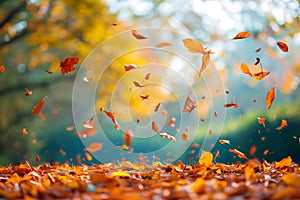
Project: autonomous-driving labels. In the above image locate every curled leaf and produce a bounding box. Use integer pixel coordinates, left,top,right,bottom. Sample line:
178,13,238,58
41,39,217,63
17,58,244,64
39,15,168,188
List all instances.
266,86,276,109
198,150,213,167
219,139,230,145
199,52,210,76
253,71,270,80
276,41,288,52
254,57,260,65
24,88,32,96
133,81,144,88
232,31,251,40
257,117,266,127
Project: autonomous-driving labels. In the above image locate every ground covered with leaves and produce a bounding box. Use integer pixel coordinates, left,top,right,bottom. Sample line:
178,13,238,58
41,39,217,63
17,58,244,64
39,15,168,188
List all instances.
0,157,299,200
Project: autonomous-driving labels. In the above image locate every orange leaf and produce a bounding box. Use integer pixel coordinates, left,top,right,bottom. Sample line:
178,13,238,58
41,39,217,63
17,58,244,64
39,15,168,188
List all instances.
152,121,159,133
229,149,248,159
183,96,197,113
276,41,288,52
155,42,172,48
183,38,205,54
66,126,75,131
32,96,47,116
263,149,269,155
249,145,257,156
266,86,276,109
240,63,252,77
219,139,230,145
131,29,147,39
232,31,251,40
198,150,213,167
252,71,270,80
60,57,79,74
85,152,93,161
123,129,133,147
199,52,210,76
275,156,292,169
104,111,117,124
0,65,5,73
22,128,28,135
257,117,266,127
276,119,288,130
85,143,102,152
167,117,176,127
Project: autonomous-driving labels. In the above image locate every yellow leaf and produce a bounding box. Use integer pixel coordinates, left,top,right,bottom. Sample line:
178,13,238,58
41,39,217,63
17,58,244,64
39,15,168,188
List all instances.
191,178,206,193
275,156,292,169
111,171,130,178
244,166,257,182
282,173,300,187
198,150,213,167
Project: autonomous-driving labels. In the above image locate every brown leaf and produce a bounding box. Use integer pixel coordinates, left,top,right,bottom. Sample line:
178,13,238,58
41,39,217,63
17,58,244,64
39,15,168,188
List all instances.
124,64,139,71
232,31,251,40
276,41,288,52
240,63,252,77
183,96,197,113
254,57,260,65
152,121,159,133
32,96,47,116
255,48,262,52
183,38,205,54
133,81,144,87
155,42,172,48
123,129,133,147
45,69,53,74
140,94,149,100
154,103,161,112
131,29,147,39
266,86,276,109
144,72,151,80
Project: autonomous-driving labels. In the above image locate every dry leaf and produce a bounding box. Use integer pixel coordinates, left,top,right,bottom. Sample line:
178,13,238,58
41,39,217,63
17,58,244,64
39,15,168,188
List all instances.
45,69,53,74
145,72,151,80
22,128,28,135
254,57,260,65
155,42,172,48
255,48,262,52
276,41,288,52
232,31,251,40
167,117,176,127
276,119,288,130
183,38,205,53
32,96,47,116
84,143,102,152
35,155,40,162
199,52,210,76
257,117,266,127
131,29,147,39
140,94,149,100
154,103,161,112
240,63,252,77
24,88,32,96
266,86,276,109
198,150,213,167
252,71,270,80
133,81,144,87
229,149,248,159
159,132,176,141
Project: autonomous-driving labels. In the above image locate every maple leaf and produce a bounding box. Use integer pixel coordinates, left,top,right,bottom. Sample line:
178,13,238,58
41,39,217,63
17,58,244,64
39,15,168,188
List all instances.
232,31,251,40
183,38,205,53
266,86,276,109
276,41,288,52
32,96,47,116
60,57,79,74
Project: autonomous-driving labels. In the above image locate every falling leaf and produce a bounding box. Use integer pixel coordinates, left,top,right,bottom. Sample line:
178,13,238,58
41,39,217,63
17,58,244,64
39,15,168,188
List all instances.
123,129,133,147
182,132,189,142
229,149,248,159
0,65,5,73
159,132,176,141
22,128,28,135
85,152,93,161
45,69,53,74
199,52,210,76
83,76,94,83
249,145,257,156
275,156,292,168
183,96,197,113
136,116,140,124
35,155,40,162
214,150,220,161
276,41,288,52
240,63,252,77
124,64,139,71
140,94,149,100
254,57,260,65
60,57,79,74
152,121,159,133
232,31,251,40
219,139,230,145
167,117,176,127
24,88,32,96
266,86,276,109
161,109,168,116
131,29,147,39
118,145,129,150
276,119,288,130
84,143,102,152
198,150,213,167
224,100,238,108
133,81,144,87
51,108,59,115
144,72,151,80
263,149,269,155
66,126,75,131
32,96,47,116
257,117,266,127
252,71,270,80
183,38,205,54
214,111,218,117
154,103,161,112
155,42,172,48
104,111,117,124
255,48,262,52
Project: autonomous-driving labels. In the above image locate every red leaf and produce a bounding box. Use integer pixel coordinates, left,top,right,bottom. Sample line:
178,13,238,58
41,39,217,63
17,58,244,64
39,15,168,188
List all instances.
155,42,172,48
232,31,251,40
253,71,270,80
32,96,47,116
131,29,147,39
224,100,238,108
249,145,257,156
124,64,139,71
104,111,117,124
266,86,276,109
276,41,288,52
60,57,79,74
0,65,5,73
183,96,197,113
152,121,159,133
257,117,266,127
45,69,53,74
35,155,40,162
